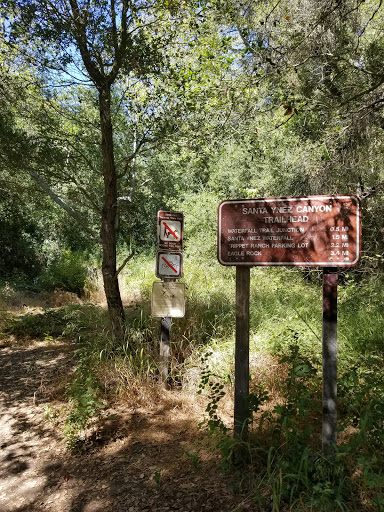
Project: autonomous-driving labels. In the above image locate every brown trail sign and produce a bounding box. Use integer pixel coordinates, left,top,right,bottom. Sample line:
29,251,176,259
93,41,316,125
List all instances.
218,196,360,267
217,195,361,455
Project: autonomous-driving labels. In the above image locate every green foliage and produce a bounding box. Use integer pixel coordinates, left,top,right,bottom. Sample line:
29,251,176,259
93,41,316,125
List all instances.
61,304,107,337
103,315,158,384
185,450,201,469
197,320,384,510
64,354,103,450
338,276,384,352
7,309,68,338
5,303,105,340
152,470,162,486
266,447,350,512
0,192,44,279
339,353,384,466
36,250,88,295
170,189,220,262
249,268,322,357
180,262,235,349
198,350,228,435
273,334,320,438
207,141,259,198
43,404,61,425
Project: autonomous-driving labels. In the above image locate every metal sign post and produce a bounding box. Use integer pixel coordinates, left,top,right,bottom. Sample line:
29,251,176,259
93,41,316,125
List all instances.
160,316,171,383
152,211,185,385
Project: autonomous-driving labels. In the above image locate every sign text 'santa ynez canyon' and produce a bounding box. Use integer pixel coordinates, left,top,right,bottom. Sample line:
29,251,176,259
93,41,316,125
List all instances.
218,196,361,267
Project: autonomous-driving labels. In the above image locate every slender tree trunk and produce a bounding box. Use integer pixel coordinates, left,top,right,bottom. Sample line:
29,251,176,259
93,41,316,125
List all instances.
99,84,125,340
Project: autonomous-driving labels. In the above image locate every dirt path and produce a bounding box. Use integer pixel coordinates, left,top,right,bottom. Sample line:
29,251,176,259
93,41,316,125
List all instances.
0,340,250,512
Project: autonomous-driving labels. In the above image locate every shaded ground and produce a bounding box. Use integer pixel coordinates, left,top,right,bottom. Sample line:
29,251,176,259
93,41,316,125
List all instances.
0,336,251,512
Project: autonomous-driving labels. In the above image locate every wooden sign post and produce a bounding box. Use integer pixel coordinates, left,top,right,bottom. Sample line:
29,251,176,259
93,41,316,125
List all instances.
322,268,338,455
218,195,361,449
234,266,250,439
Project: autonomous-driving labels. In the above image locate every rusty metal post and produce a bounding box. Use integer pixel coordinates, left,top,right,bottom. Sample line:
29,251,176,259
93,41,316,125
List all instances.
322,268,338,456
159,277,174,384
160,316,171,383
234,266,250,440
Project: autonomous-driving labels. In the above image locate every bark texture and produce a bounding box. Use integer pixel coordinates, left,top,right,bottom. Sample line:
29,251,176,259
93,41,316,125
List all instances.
99,85,125,339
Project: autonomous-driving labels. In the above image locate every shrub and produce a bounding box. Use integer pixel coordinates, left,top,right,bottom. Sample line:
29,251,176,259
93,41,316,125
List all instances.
7,309,68,338
37,250,88,295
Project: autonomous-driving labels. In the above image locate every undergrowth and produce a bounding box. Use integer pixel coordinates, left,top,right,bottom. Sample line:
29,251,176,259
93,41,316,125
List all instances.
1,257,384,509
197,327,384,511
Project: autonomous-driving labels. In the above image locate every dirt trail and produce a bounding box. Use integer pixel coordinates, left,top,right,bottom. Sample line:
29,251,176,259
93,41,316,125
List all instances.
0,339,250,512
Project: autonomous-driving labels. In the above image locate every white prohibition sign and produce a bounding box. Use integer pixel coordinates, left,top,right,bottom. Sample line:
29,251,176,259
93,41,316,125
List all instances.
156,252,182,278
159,220,181,242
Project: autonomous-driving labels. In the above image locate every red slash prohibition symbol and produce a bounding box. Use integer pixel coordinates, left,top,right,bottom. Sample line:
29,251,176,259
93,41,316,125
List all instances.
163,222,178,239
161,257,178,274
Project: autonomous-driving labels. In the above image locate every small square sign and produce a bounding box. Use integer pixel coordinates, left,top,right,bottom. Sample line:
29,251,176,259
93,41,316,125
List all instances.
159,220,182,242
151,282,185,318
156,252,183,279
157,211,183,251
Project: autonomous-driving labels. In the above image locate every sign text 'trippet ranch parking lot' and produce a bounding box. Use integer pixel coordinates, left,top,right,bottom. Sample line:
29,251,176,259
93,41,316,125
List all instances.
218,196,361,267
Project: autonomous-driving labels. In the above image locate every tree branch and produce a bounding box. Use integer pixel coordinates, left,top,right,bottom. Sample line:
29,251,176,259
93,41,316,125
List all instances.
28,169,101,243
341,77,384,106
69,0,104,86
110,0,118,53
355,97,384,113
116,131,148,179
69,176,102,213
114,252,135,278
109,0,129,84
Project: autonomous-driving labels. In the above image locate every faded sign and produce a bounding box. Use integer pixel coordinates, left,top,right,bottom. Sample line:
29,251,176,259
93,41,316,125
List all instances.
151,282,185,318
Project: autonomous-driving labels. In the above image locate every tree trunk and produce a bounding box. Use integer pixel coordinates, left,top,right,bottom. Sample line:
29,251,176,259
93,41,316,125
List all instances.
99,84,125,340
